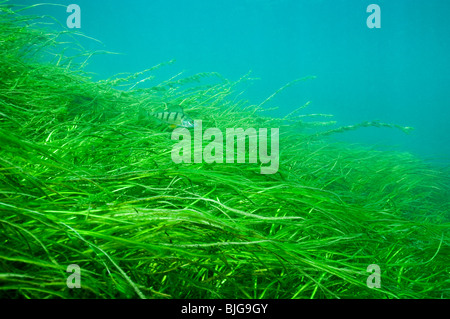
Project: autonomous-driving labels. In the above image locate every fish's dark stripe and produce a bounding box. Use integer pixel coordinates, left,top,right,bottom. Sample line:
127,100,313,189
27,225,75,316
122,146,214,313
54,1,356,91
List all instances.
154,111,190,125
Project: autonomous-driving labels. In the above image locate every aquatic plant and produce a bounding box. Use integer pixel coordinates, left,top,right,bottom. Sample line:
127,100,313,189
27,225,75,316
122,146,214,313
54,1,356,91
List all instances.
0,4,448,299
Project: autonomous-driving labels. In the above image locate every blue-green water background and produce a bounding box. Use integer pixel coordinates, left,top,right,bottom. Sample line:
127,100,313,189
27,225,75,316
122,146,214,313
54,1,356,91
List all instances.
14,0,450,162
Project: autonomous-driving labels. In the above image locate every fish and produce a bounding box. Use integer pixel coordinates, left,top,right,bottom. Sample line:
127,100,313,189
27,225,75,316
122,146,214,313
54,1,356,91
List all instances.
152,109,196,129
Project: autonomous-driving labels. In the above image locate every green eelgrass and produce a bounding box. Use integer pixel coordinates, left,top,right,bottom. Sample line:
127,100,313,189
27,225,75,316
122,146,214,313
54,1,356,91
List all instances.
0,4,449,299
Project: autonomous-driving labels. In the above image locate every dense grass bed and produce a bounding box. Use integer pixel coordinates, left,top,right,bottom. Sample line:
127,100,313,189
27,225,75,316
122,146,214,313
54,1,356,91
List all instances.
1,4,449,299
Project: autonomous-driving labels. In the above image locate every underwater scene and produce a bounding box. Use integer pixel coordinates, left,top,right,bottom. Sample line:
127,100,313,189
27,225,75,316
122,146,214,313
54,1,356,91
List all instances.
0,0,449,299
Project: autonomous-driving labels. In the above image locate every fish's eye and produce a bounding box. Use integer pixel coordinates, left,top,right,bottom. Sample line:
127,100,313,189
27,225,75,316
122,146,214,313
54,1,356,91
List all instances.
182,119,193,127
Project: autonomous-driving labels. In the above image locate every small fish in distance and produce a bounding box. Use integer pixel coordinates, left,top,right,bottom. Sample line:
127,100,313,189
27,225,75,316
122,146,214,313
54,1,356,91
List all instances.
152,109,196,129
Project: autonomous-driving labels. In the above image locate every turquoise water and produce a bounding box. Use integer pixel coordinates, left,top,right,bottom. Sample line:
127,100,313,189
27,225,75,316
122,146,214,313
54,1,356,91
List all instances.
14,0,450,162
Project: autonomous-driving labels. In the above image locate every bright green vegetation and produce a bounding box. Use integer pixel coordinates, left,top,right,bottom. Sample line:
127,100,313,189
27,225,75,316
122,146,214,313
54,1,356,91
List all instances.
1,4,449,299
